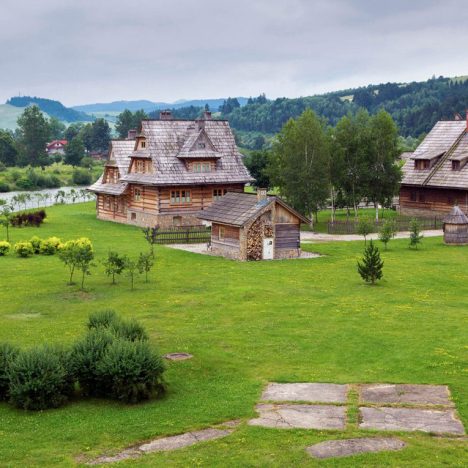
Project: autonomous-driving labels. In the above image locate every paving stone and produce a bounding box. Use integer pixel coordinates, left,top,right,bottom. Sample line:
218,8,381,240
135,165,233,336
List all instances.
359,407,465,435
360,384,452,406
164,352,193,361
87,449,140,465
249,404,346,430
138,428,232,452
306,437,406,459
261,383,348,403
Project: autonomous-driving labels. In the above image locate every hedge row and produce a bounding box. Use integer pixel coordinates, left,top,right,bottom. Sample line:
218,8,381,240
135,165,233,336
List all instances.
0,311,165,410
0,236,63,257
10,209,46,227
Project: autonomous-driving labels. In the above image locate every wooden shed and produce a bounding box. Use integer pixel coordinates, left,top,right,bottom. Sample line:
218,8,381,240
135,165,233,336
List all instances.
443,205,468,245
197,190,310,260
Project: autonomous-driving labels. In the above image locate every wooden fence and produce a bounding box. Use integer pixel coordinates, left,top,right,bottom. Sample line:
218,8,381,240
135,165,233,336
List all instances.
153,225,211,244
327,216,443,235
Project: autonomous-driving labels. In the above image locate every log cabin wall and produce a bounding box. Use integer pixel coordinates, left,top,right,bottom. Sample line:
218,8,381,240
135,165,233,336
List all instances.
211,223,242,259
272,203,301,259
96,194,128,223
400,186,468,217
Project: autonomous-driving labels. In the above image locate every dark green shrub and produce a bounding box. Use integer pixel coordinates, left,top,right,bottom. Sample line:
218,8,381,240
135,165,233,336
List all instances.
96,339,165,403
69,328,115,397
87,310,119,330
8,346,71,410
0,343,19,400
112,319,148,342
72,168,92,185
15,176,34,190
0,181,10,192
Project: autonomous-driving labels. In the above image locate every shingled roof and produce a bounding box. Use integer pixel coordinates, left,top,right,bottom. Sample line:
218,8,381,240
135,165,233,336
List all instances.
197,192,310,226
120,119,253,186
401,120,468,189
443,205,468,224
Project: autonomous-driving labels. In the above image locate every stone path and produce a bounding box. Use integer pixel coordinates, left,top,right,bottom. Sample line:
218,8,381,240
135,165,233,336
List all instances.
306,437,406,459
359,407,465,435
360,384,452,406
301,229,443,243
87,422,238,465
261,383,348,403
249,404,347,430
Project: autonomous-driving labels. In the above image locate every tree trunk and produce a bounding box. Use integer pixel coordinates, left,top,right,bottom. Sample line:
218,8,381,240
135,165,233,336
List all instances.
330,187,335,223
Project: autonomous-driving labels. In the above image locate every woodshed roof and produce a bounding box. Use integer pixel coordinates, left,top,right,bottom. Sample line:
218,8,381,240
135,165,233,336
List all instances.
401,120,468,189
443,205,468,224
197,192,310,227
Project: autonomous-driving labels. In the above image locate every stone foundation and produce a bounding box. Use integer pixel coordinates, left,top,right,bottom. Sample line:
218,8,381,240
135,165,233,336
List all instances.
274,248,301,259
211,240,241,260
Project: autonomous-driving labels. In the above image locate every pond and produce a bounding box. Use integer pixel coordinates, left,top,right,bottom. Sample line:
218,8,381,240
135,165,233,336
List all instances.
0,187,95,211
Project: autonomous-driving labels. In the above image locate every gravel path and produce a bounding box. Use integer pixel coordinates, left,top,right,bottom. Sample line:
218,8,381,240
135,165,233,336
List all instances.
301,229,443,243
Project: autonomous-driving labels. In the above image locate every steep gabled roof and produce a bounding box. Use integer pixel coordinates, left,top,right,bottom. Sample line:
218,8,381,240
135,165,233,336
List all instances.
197,192,310,227
443,205,468,224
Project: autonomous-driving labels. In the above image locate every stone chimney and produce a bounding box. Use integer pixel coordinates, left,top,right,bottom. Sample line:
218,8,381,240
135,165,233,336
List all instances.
127,129,137,140
160,110,173,120
203,110,212,120
257,188,268,201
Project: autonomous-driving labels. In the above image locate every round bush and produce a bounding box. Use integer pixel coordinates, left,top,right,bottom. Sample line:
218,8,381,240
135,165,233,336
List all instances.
112,319,148,342
87,310,119,330
0,181,10,192
14,241,34,258
8,346,71,410
69,328,115,397
0,241,11,256
96,339,165,403
0,343,19,400
72,169,92,186
40,237,61,255
15,176,34,190
29,236,42,254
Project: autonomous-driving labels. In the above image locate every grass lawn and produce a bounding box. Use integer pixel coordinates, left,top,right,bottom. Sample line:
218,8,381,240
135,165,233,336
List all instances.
0,202,467,467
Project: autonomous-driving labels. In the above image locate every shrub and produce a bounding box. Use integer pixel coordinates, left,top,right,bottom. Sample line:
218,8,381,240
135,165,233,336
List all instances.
29,236,42,254
10,209,46,227
40,236,62,255
69,328,115,397
15,176,34,190
0,343,19,400
7,346,71,410
357,240,384,285
0,241,11,256
112,319,149,342
87,310,119,330
95,339,165,403
72,168,92,185
0,181,10,192
14,241,34,258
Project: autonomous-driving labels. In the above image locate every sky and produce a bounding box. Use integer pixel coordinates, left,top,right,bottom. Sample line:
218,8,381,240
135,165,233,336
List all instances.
1,0,468,106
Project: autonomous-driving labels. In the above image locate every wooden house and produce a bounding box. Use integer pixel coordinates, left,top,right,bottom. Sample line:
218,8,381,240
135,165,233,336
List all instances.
89,112,254,227
46,140,67,155
443,205,468,245
400,116,468,216
197,189,310,260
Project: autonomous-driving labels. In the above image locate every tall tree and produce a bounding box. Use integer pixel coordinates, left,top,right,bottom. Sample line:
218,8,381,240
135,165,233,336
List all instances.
270,109,330,222
65,137,85,166
0,130,18,166
115,109,134,138
91,118,111,152
244,150,271,189
48,117,66,140
65,122,84,142
16,105,50,166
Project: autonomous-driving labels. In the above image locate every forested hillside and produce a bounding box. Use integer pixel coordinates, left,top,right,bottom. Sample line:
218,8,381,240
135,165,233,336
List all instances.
7,96,93,123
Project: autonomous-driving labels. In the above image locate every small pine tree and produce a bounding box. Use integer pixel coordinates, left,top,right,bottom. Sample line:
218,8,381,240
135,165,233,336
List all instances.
409,218,423,249
358,218,373,245
378,219,397,250
137,252,154,283
357,240,384,285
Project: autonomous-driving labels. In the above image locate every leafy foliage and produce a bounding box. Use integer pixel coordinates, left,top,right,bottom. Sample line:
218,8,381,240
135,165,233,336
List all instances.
357,240,384,285
357,218,373,245
29,236,42,253
102,251,126,284
244,150,271,189
0,343,18,400
409,218,424,249
0,240,11,256
57,237,94,287
14,241,34,257
137,252,154,283
87,309,119,330
115,109,148,138
39,236,61,255
379,219,397,250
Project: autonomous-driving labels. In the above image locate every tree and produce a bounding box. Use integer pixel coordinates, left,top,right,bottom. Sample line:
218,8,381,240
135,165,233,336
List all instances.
244,150,271,189
102,251,126,285
64,122,84,142
0,202,13,242
409,218,423,249
143,227,159,256
358,218,373,245
137,252,154,283
124,256,139,291
65,137,85,166
0,130,18,166
91,118,111,152
269,109,330,223
58,238,94,289
115,110,134,139
379,219,397,250
16,105,50,166
48,117,66,140
357,240,384,285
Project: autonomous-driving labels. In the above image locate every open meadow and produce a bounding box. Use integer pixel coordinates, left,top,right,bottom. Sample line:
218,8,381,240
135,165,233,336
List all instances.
0,202,467,466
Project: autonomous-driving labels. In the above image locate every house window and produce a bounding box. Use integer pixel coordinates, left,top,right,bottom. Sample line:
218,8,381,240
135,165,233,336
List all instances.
213,188,227,200
135,160,146,173
170,189,191,204
219,226,225,241
419,193,426,203
134,188,142,201
452,160,460,171
415,160,430,170
193,162,211,172
140,141,146,149
198,142,206,149
131,212,136,221
410,191,417,202
105,196,112,210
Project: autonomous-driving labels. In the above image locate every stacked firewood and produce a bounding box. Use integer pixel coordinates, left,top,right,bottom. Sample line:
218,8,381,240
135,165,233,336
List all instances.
264,223,273,237
247,218,263,260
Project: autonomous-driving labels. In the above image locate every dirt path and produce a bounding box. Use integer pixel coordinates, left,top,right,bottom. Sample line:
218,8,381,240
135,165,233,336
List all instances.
301,229,443,243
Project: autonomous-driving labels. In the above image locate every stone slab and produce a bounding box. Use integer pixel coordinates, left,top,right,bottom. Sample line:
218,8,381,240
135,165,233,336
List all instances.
261,383,348,403
359,407,465,435
164,352,193,361
249,404,346,430
306,437,406,459
138,428,232,452
360,384,452,406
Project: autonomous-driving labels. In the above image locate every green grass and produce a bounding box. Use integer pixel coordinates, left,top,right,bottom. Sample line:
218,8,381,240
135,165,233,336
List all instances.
0,104,47,131
0,202,467,467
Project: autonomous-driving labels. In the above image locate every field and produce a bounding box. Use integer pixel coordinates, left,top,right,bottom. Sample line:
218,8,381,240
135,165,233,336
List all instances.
0,202,467,467
0,104,37,131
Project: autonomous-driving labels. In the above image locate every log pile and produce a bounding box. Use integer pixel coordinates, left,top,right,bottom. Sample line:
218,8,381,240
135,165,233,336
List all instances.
264,223,273,237
247,218,264,260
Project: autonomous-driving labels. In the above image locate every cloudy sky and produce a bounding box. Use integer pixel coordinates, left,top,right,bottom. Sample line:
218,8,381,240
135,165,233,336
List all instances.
1,0,467,106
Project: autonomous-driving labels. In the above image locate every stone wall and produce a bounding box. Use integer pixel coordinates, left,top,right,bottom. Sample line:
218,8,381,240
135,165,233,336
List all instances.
274,248,301,259
211,240,241,260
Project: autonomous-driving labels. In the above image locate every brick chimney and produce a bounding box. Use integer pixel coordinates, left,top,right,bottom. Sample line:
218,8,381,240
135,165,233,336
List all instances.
127,129,137,140
203,110,212,120
257,188,268,201
160,110,173,120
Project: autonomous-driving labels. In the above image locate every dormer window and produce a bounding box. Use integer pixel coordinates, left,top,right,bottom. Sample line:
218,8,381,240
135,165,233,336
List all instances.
198,142,206,149
193,162,212,173
452,160,460,171
415,160,430,170
141,141,146,149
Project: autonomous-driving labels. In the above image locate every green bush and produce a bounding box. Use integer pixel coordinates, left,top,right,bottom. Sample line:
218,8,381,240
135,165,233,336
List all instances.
0,241,11,256
0,343,19,400
29,236,42,254
15,176,34,190
40,236,61,255
87,310,119,330
72,169,92,186
8,346,71,410
69,328,115,397
112,319,149,342
14,241,34,258
96,339,165,403
0,181,10,192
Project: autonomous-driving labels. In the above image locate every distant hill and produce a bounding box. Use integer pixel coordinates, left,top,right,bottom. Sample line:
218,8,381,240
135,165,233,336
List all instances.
0,103,52,131
72,97,249,114
7,96,93,123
